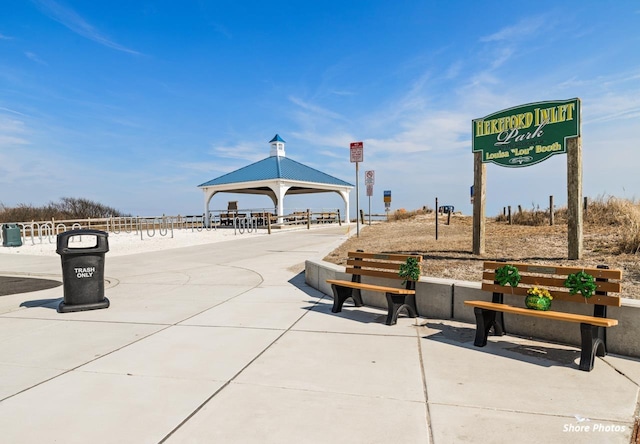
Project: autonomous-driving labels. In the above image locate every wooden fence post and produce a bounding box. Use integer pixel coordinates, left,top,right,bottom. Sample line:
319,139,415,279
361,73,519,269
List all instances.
435,197,439,240
584,197,588,220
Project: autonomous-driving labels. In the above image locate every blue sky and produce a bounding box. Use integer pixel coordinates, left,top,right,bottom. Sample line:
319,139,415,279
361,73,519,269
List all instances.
1,1,639,218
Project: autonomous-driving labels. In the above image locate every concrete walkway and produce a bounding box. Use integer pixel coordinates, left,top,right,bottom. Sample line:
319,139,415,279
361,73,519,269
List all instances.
0,225,638,443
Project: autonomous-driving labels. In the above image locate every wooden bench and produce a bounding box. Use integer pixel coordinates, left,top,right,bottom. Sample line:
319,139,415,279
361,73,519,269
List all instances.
464,261,622,371
285,211,307,225
220,212,248,226
316,212,337,224
219,212,233,226
251,212,269,226
326,251,423,325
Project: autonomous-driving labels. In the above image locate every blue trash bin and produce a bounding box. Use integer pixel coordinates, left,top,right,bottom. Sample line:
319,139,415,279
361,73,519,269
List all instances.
2,224,22,247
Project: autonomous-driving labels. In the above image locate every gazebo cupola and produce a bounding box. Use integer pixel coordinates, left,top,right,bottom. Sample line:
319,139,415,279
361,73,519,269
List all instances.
269,134,286,157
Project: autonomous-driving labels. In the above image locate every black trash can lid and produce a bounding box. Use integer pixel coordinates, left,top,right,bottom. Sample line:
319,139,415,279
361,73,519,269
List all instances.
56,229,109,255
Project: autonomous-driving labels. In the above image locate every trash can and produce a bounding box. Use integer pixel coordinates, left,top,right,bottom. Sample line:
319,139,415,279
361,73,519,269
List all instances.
56,229,110,313
2,224,22,247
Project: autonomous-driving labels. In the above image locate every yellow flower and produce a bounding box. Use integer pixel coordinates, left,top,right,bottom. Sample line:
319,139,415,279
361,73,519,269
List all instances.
527,286,553,300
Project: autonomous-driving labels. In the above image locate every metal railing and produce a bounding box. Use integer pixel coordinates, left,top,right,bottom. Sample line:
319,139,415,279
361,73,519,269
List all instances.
1,208,344,246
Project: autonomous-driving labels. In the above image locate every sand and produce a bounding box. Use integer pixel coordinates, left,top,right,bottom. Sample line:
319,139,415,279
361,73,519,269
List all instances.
0,226,271,257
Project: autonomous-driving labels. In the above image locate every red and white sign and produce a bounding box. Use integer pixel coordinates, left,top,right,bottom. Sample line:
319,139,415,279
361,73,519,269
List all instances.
350,141,363,163
365,170,375,185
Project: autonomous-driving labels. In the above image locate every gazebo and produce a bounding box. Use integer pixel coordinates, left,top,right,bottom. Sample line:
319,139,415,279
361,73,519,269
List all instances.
198,135,353,226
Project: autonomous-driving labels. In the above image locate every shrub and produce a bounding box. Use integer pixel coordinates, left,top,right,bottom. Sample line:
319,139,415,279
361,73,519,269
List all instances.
494,205,551,226
0,197,128,223
388,208,430,222
493,196,640,254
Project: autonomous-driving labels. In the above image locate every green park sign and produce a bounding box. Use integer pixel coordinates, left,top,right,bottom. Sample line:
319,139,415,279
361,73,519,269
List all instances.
472,98,580,167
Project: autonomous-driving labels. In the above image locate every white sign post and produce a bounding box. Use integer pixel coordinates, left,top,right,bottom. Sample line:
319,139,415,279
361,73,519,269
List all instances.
350,142,364,236
365,170,374,225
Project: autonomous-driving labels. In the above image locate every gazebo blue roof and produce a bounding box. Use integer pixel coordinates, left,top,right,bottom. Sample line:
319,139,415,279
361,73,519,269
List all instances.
198,156,353,188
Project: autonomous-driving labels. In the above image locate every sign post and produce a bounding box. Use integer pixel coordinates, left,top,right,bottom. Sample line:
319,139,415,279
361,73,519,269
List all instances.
383,190,391,219
350,142,364,237
471,98,582,258
365,170,374,226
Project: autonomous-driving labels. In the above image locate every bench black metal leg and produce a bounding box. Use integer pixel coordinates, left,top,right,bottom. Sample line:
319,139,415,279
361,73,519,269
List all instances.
493,312,505,336
351,288,364,307
579,323,606,372
330,285,363,313
473,308,500,347
385,293,417,326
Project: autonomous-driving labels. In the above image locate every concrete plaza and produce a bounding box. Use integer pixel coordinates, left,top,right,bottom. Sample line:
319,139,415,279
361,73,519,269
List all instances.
0,225,638,443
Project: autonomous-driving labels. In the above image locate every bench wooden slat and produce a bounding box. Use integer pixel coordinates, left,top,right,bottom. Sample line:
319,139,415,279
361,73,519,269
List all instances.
346,251,423,263
482,272,622,293
480,282,622,306
483,261,622,280
326,279,415,295
344,252,422,282
345,267,407,280
347,259,403,271
464,300,618,327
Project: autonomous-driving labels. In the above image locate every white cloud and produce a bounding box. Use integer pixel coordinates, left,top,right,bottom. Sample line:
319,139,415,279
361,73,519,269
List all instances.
32,0,141,55
0,115,30,147
480,17,545,43
210,141,266,162
288,96,346,121
25,51,47,65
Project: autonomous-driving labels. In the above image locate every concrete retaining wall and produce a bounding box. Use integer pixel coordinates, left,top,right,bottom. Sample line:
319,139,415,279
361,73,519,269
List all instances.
305,259,640,359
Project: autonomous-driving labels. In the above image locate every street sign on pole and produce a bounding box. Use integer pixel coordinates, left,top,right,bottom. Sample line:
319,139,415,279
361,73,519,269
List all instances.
365,170,375,185
366,185,373,197
350,141,364,237
350,142,364,163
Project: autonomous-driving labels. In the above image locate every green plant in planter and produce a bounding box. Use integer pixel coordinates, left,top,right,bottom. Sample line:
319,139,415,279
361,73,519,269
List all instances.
399,257,421,285
525,286,553,310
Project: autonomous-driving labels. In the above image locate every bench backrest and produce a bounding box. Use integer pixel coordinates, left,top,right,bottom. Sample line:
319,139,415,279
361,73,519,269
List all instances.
482,261,622,307
346,251,423,284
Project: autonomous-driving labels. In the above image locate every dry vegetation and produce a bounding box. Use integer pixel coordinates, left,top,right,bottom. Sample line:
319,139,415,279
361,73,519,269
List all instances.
0,198,128,223
324,196,640,299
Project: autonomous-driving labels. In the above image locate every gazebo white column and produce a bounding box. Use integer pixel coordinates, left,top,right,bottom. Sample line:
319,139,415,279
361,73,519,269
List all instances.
272,182,291,222
338,189,350,224
203,188,213,227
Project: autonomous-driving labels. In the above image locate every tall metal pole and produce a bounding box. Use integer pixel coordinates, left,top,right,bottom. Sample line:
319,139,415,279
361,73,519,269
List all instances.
356,161,360,237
